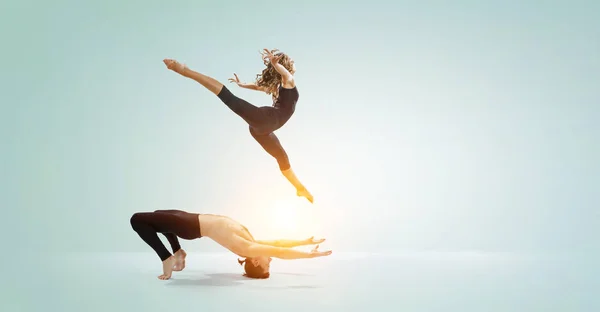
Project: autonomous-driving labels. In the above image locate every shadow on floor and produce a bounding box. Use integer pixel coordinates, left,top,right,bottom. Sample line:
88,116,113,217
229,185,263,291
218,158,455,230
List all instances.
276,272,316,277
166,272,320,289
166,273,245,287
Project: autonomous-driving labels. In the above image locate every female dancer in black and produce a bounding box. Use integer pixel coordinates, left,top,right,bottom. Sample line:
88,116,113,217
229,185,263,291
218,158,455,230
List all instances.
163,49,313,203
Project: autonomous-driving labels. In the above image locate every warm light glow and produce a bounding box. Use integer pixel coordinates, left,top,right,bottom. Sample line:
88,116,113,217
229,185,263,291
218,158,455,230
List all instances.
256,195,320,240
270,197,301,234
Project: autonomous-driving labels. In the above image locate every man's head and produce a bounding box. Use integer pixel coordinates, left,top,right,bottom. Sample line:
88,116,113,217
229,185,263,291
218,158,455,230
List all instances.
238,257,272,279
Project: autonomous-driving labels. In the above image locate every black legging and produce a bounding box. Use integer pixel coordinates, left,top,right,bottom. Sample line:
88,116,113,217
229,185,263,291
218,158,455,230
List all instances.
130,210,201,261
217,86,291,171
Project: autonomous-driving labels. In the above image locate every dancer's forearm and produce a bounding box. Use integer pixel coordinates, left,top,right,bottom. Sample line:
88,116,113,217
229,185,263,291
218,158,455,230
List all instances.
245,244,312,259
256,239,309,248
271,62,293,83
238,83,264,92
274,248,312,260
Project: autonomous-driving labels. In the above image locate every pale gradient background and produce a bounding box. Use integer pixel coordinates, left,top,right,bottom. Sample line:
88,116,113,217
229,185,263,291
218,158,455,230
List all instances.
1,0,599,311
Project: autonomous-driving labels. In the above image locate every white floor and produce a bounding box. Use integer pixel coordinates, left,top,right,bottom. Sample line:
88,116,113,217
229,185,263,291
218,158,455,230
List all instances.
7,251,598,312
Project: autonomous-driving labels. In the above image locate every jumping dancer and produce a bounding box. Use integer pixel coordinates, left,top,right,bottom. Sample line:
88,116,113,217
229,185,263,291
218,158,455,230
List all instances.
163,49,313,203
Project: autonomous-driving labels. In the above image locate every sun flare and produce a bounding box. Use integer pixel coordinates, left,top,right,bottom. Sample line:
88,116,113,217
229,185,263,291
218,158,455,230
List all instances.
271,197,300,231
257,195,320,239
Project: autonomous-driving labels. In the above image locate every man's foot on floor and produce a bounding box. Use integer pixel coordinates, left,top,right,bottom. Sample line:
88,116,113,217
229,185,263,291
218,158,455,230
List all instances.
173,249,187,272
158,256,176,280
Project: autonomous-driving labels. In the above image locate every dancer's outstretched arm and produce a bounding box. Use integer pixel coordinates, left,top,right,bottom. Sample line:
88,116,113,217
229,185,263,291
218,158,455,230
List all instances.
228,73,266,92
256,236,325,248
242,242,331,260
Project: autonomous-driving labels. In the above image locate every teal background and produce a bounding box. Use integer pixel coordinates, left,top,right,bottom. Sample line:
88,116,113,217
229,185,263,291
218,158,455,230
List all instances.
3,0,599,256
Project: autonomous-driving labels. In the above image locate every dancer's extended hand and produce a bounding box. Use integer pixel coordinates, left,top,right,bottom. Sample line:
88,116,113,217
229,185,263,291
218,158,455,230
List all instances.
261,48,283,65
305,236,326,245
309,245,332,258
228,73,243,86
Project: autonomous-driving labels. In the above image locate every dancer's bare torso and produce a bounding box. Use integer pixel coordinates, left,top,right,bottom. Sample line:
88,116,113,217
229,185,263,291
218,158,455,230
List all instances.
197,214,255,256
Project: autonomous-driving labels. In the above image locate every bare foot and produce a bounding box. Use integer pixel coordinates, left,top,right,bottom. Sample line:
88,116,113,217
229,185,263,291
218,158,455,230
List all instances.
163,59,186,74
297,188,314,203
172,249,187,272
158,256,176,280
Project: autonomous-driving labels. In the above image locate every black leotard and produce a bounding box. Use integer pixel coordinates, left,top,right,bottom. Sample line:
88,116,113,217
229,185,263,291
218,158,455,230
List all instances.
271,85,299,131
216,85,300,171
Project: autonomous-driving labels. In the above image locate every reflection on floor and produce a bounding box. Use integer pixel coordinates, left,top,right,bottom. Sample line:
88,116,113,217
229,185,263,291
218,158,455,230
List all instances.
6,251,598,312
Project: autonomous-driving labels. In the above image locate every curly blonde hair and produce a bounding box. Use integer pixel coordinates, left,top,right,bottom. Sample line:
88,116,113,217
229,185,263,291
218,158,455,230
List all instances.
255,50,295,100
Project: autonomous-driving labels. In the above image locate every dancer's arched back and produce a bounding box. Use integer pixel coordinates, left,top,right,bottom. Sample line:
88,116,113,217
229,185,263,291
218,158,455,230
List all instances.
163,49,313,203
130,209,330,280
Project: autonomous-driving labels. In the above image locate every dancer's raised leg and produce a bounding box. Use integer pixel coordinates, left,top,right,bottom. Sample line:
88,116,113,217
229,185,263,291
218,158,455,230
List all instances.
163,59,223,95
163,59,272,127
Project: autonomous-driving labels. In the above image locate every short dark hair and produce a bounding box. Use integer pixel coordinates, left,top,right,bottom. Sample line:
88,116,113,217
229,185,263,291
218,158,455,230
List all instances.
238,258,270,279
